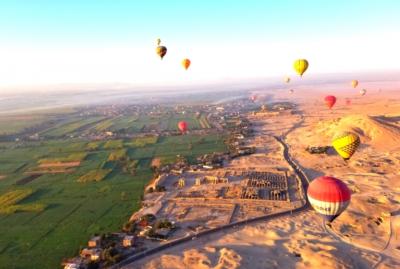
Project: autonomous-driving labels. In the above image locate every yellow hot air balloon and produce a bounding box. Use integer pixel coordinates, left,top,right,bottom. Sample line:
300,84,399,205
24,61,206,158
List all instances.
284,76,291,83
156,46,167,60
332,131,360,160
351,80,358,88
293,59,309,77
182,58,191,70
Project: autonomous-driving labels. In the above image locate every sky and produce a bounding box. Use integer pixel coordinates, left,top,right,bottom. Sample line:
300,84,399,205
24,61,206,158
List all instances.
0,0,400,88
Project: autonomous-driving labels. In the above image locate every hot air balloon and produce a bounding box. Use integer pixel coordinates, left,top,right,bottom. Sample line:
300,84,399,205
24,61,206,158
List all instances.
307,176,351,222
156,38,161,46
332,131,360,160
182,58,191,70
178,121,188,133
324,95,337,109
293,59,309,77
284,76,291,83
351,80,358,88
360,89,367,96
250,95,257,102
156,46,167,60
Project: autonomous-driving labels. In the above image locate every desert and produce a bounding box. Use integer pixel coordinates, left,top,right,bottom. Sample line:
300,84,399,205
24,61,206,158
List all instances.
127,82,400,269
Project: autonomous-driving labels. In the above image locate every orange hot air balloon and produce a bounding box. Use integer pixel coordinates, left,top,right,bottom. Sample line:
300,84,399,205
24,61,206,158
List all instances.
324,95,337,109
351,80,359,88
182,58,191,70
178,121,188,133
156,46,167,60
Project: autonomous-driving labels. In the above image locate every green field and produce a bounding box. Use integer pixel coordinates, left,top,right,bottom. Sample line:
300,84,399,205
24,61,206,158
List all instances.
0,189,46,215
34,112,212,138
0,111,213,140
0,113,226,269
40,116,106,137
38,152,88,164
0,115,49,135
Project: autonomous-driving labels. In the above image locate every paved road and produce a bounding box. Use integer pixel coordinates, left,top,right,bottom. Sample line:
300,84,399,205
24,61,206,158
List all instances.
112,134,311,269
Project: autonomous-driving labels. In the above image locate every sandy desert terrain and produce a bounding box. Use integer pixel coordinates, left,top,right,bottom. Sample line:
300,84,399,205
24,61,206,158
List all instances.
130,82,400,269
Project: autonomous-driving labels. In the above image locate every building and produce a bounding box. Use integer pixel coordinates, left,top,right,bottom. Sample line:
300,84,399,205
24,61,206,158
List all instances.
155,228,172,239
195,177,202,186
80,248,101,261
62,258,84,269
171,168,184,175
202,163,222,169
178,178,185,188
138,226,152,237
234,134,245,139
204,176,228,184
64,263,81,269
122,235,135,247
28,133,40,140
88,236,101,248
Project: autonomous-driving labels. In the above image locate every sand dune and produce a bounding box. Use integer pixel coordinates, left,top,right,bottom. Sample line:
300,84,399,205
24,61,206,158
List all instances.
135,86,400,269
315,114,400,149
291,114,400,151
136,213,392,269
140,247,242,269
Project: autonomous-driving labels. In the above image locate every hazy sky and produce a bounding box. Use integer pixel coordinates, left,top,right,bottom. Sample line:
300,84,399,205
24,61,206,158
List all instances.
0,0,400,87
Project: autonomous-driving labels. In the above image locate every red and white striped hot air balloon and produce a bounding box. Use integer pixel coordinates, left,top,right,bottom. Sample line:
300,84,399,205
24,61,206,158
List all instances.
307,176,351,222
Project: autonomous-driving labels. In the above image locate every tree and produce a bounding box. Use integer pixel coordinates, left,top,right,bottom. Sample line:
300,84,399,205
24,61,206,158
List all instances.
122,221,136,233
155,185,166,192
146,187,154,193
101,246,122,265
154,219,173,229
86,261,99,269
140,214,156,223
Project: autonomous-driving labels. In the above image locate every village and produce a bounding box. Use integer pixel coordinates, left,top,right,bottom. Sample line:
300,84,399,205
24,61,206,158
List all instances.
62,98,302,269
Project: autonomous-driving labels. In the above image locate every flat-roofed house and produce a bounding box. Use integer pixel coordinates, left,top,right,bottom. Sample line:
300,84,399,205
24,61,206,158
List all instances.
122,235,135,247
88,236,101,248
64,263,80,269
80,248,101,261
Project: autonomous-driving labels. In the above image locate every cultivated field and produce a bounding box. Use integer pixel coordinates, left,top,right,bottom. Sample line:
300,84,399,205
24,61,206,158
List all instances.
0,111,226,269
16,112,214,139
